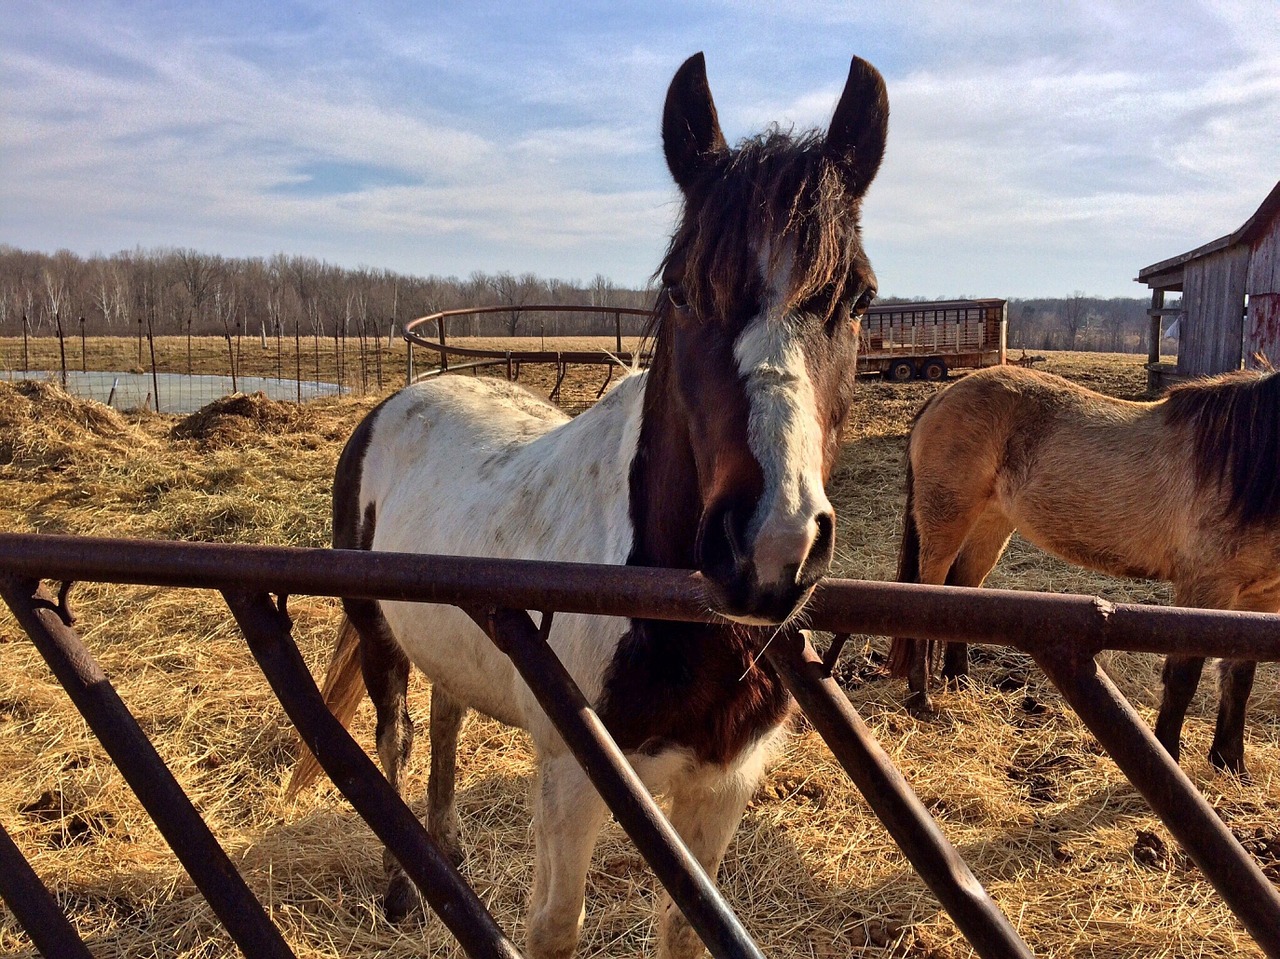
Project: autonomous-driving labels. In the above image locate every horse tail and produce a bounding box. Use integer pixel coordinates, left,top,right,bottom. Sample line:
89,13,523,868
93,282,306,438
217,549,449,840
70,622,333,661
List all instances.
284,616,365,800
887,459,923,677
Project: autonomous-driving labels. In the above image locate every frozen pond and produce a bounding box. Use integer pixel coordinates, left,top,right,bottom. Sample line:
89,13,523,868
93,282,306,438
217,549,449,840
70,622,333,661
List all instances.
3,370,341,413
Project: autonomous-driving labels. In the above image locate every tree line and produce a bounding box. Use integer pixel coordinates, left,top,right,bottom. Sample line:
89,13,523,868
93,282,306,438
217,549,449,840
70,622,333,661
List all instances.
0,245,657,342
0,245,1159,352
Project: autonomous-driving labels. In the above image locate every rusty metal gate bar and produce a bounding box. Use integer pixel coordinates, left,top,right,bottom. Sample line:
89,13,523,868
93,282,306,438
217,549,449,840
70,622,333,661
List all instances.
0,820,93,959
1033,646,1280,957
0,538,1032,959
221,589,523,959
2,535,1280,957
765,632,1032,959
0,577,298,959
471,606,767,959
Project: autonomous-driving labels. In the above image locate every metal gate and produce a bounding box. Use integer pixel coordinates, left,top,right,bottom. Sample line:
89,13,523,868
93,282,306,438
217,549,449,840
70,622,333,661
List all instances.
1,533,1278,958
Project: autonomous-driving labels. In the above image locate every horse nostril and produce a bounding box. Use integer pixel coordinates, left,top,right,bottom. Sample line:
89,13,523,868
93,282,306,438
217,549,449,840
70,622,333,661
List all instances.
721,508,745,566
798,511,835,587
697,499,749,586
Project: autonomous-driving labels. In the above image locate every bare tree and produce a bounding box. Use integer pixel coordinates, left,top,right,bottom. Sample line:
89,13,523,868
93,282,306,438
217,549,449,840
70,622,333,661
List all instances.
489,271,544,336
42,267,67,335
1062,291,1088,350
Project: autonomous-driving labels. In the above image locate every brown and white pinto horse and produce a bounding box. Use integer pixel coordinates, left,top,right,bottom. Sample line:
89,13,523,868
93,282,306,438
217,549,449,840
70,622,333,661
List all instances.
287,53,887,958
887,364,1280,776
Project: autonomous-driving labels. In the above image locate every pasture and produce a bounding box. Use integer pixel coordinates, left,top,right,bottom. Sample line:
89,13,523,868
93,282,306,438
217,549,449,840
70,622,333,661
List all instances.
0,348,1277,958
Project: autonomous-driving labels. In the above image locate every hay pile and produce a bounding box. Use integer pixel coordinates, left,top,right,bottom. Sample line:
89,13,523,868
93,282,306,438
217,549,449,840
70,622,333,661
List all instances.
0,379,146,472
170,392,337,449
0,355,1277,958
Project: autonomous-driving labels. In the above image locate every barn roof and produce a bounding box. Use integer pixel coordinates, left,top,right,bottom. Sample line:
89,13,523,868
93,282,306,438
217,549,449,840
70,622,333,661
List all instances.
1137,179,1280,290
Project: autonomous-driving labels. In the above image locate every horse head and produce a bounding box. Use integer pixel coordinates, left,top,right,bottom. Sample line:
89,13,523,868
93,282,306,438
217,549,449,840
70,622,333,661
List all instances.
632,53,888,624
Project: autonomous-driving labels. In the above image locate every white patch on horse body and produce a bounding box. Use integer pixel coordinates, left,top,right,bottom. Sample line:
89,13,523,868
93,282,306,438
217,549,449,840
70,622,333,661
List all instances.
733,248,832,591
356,374,643,748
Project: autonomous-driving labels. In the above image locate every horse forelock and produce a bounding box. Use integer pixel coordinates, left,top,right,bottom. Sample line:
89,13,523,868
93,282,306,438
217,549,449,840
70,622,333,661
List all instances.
1164,369,1280,528
658,128,868,326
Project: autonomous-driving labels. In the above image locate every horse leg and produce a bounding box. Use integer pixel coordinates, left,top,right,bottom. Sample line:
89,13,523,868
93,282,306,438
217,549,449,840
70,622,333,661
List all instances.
656,767,758,959
427,685,469,866
903,542,965,714
1210,659,1257,776
1155,580,1235,766
349,598,419,922
1206,586,1278,775
526,754,608,959
939,515,1014,687
1154,655,1205,765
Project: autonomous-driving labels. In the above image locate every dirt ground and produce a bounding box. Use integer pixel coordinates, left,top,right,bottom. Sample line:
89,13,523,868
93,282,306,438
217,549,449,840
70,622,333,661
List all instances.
0,349,1276,958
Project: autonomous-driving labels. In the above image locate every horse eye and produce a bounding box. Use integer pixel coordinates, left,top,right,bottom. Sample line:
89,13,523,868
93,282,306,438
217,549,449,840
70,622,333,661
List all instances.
668,285,690,311
853,288,876,314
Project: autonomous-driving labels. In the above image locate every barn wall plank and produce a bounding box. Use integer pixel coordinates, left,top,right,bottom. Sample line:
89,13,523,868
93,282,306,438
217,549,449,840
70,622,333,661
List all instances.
1178,247,1248,376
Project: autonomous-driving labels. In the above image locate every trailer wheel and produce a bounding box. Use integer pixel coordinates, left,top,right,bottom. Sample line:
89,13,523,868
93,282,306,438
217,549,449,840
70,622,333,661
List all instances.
920,358,948,382
887,359,915,382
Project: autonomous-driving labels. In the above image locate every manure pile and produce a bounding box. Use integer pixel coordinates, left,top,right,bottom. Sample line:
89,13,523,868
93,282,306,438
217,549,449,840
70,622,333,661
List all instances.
0,356,1276,958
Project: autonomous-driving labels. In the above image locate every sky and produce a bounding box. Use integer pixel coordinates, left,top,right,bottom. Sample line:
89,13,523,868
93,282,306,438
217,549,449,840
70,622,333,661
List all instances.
2,1,1277,299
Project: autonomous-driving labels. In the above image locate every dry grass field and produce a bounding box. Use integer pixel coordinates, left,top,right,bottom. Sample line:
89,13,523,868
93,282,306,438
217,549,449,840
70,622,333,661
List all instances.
0,346,1276,958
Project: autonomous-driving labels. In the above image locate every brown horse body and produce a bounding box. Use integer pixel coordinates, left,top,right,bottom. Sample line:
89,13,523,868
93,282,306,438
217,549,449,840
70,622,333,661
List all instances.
888,364,1280,774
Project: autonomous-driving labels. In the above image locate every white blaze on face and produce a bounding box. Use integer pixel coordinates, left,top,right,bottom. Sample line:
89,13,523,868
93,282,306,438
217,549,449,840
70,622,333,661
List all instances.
732,248,832,590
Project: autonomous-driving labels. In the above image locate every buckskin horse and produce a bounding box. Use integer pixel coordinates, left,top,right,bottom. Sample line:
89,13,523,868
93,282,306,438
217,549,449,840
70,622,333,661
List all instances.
888,363,1280,776
288,53,888,958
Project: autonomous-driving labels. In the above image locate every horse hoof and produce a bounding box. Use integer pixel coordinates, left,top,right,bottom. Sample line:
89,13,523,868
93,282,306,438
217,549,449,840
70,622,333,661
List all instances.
383,875,422,924
904,691,935,716
1209,748,1249,780
442,841,466,870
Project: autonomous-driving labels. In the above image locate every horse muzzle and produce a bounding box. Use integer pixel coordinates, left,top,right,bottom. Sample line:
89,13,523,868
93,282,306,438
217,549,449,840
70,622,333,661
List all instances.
696,499,835,624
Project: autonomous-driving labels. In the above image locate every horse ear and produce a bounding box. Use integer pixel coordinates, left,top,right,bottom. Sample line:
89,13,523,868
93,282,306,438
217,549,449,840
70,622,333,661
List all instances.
824,56,889,195
663,52,728,194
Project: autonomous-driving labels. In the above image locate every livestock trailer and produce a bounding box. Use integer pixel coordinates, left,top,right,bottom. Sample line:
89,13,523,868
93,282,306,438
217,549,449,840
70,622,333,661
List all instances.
860,298,1007,381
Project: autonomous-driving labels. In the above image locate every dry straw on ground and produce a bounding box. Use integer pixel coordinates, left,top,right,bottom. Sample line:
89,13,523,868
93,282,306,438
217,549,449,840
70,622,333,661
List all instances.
0,350,1277,958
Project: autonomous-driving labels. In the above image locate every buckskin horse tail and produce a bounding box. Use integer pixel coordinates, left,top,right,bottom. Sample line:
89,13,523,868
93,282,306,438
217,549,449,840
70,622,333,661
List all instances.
887,459,924,677
284,616,365,800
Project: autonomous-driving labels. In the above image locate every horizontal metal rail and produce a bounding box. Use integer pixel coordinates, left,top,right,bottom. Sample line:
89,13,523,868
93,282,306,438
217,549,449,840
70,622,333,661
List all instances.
2,534,1278,662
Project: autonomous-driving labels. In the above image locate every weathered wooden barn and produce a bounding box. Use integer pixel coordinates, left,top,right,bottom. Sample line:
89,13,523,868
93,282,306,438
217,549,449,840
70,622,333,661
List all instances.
1137,180,1280,392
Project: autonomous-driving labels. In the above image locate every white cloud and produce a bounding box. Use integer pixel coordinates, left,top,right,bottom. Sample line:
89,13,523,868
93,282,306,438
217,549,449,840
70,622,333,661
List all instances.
2,0,1277,296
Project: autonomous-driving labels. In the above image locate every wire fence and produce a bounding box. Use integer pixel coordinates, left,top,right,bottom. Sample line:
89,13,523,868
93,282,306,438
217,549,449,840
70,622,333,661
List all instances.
0,323,409,412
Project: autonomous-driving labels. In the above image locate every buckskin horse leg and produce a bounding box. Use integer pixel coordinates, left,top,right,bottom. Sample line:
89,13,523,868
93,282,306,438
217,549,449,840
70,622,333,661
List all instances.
1154,655,1205,764
1208,585,1278,776
1153,579,1234,767
1210,659,1257,776
939,515,1014,688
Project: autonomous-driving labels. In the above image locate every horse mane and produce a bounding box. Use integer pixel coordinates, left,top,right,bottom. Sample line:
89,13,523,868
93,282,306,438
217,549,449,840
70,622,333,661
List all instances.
1163,369,1280,528
657,128,865,324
